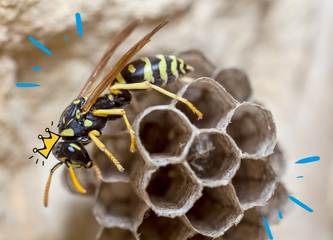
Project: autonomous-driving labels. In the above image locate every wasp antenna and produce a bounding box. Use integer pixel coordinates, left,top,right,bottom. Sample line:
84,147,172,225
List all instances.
44,162,63,207
44,172,52,207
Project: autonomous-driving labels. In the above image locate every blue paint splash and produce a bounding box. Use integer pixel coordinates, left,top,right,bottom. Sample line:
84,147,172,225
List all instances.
75,12,83,38
16,83,40,88
288,195,313,213
278,210,283,220
296,176,304,179
295,156,320,164
262,216,274,240
32,65,42,71
27,36,52,56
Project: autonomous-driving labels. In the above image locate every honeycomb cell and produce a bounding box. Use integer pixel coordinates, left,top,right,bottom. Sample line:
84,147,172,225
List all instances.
184,185,243,238
213,68,252,102
135,106,193,166
178,50,215,78
144,163,202,217
93,181,148,231
138,210,192,240
223,209,266,240
257,183,289,225
97,227,137,240
233,158,277,210
176,78,237,129
226,102,276,157
186,130,241,186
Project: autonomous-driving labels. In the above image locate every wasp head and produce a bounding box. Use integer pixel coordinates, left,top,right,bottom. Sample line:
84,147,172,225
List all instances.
52,141,92,168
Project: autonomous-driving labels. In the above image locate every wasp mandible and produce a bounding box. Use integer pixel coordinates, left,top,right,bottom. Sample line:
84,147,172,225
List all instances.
44,20,203,207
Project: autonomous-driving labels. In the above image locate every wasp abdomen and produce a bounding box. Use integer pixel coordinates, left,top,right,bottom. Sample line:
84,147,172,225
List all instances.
116,55,193,87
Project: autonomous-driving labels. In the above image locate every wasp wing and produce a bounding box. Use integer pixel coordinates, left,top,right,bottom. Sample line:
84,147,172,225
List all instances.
78,20,139,97
82,19,168,112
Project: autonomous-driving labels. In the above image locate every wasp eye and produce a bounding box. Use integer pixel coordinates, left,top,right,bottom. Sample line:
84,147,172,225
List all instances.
68,146,75,153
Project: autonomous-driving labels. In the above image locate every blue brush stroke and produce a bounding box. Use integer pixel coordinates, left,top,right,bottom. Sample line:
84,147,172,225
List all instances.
27,36,52,56
64,34,69,41
295,156,320,164
75,12,83,38
262,217,274,240
32,66,42,71
296,176,304,179
16,83,40,88
288,195,314,213
278,210,283,220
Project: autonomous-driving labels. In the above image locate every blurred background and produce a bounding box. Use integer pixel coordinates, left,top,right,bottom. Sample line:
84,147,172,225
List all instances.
0,0,332,239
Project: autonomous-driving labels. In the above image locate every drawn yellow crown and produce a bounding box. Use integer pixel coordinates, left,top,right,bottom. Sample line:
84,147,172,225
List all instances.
33,128,60,159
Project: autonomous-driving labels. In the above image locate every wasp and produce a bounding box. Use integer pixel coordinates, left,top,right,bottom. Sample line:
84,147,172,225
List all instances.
44,20,203,207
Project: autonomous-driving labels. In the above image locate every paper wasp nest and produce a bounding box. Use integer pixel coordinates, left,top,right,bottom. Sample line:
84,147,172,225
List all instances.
64,51,288,240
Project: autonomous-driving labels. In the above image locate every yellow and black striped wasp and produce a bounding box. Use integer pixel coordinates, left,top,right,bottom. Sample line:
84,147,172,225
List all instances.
44,20,203,207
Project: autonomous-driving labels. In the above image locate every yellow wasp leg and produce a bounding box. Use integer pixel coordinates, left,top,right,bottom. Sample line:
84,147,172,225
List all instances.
92,163,103,181
110,81,203,120
68,165,87,194
44,162,63,207
88,130,125,172
92,108,136,153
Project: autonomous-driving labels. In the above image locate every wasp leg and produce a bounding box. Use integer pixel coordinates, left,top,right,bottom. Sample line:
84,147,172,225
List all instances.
44,162,63,207
110,81,203,120
88,130,125,172
92,108,136,152
92,163,103,181
67,164,87,194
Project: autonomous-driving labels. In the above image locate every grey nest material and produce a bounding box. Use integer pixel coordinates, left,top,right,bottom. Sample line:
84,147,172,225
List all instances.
63,50,288,240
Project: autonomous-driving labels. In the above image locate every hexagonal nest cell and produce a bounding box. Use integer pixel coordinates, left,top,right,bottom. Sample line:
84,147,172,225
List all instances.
186,130,241,186
145,164,201,216
223,209,266,240
213,68,252,102
97,227,137,240
232,158,277,210
137,107,193,164
138,211,192,240
185,185,243,237
94,181,147,231
226,103,276,157
176,78,236,129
